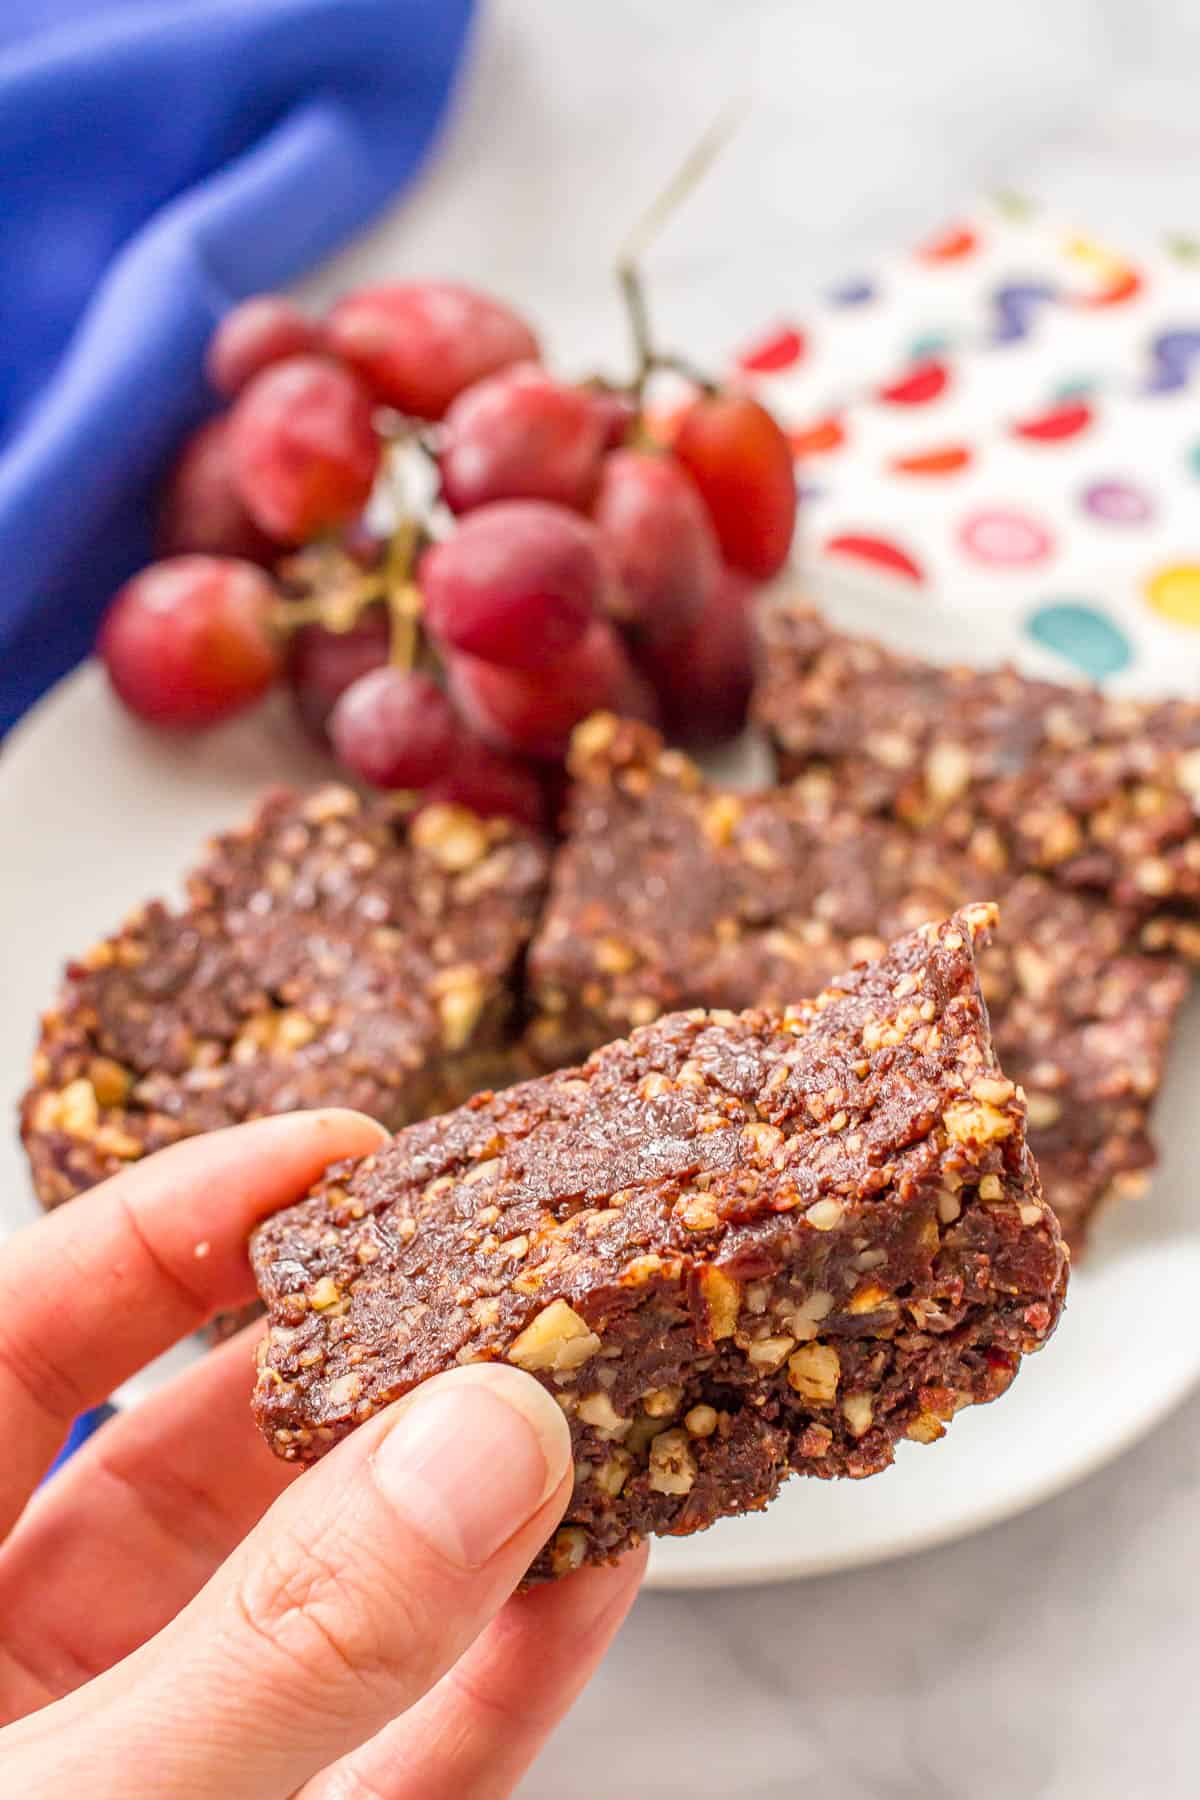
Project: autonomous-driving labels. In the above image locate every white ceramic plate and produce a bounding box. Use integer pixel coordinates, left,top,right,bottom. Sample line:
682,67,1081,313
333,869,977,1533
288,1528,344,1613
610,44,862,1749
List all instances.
4,663,1199,1590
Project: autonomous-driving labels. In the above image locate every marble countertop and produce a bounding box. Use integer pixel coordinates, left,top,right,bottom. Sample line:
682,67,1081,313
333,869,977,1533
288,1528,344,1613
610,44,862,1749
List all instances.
305,5,1200,1792
534,1385,1200,1799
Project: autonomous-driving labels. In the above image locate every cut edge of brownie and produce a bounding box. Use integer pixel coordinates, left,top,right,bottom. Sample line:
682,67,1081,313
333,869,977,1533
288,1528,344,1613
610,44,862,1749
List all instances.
251,905,1067,1580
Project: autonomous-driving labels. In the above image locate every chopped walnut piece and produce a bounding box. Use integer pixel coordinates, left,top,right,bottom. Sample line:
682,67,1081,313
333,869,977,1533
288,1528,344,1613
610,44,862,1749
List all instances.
943,1100,1014,1145
677,1191,720,1231
647,1428,697,1496
88,1057,131,1107
906,1411,945,1444
578,1391,629,1433
93,1124,145,1160
787,1342,840,1404
592,1450,634,1496
805,1199,844,1231
431,967,487,1051
741,1121,784,1162
702,794,743,847
847,1282,891,1315
507,1299,602,1374
411,804,490,872
549,1526,589,1576
569,711,619,766
302,785,359,824
59,1079,100,1137
684,1404,718,1437
842,1394,875,1438
746,1334,796,1371
972,1075,1015,1105
937,1188,963,1224
925,742,972,806
699,1267,740,1340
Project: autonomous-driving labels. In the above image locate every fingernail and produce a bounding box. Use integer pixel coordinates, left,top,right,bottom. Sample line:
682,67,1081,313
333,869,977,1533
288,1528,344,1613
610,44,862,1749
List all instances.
371,1365,572,1569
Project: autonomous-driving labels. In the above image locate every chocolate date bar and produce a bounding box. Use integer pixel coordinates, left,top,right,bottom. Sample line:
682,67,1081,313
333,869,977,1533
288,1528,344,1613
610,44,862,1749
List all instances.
527,715,1189,1248
22,787,548,1209
251,906,1066,1580
754,605,1200,950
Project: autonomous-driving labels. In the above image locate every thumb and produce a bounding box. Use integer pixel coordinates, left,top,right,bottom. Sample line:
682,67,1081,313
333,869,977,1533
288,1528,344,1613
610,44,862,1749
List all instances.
13,1364,573,1799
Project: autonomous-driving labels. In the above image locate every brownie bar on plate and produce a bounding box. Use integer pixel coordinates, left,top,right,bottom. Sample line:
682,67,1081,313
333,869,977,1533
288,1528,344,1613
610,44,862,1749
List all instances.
251,907,1066,1580
22,786,549,1209
754,605,1200,956
527,715,1188,1248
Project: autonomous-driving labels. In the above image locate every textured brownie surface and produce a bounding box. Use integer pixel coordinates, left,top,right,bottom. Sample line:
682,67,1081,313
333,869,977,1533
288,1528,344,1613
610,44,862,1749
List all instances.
754,606,1200,949
251,907,1066,1580
22,786,549,1209
527,715,1189,1247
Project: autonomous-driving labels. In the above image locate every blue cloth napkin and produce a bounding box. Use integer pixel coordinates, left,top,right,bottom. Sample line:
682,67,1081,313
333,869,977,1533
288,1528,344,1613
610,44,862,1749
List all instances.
43,1404,119,1483
0,0,475,734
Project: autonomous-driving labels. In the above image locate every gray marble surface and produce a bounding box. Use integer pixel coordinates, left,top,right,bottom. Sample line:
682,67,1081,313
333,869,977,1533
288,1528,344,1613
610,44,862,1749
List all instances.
537,1386,1200,1799
306,5,1200,1792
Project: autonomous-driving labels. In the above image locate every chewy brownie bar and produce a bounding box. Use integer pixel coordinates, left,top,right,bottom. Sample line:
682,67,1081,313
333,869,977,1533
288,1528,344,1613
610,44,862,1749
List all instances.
22,787,549,1209
754,606,1200,952
527,715,1189,1248
251,906,1066,1580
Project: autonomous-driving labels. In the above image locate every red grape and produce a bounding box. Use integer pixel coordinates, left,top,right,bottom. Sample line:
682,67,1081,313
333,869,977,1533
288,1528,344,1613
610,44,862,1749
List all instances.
286,606,390,740
329,666,457,789
448,618,657,762
671,392,796,579
439,365,607,514
419,501,605,669
206,295,322,398
593,449,718,643
228,355,380,544
589,386,637,451
99,556,280,729
637,565,757,747
326,282,539,420
156,418,279,564
423,736,547,831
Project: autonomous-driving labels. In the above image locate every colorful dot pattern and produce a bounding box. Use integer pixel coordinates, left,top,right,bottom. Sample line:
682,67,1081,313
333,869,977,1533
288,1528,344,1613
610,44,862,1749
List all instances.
1145,565,1200,631
1082,480,1154,526
1028,602,1132,678
958,509,1054,568
732,199,1200,685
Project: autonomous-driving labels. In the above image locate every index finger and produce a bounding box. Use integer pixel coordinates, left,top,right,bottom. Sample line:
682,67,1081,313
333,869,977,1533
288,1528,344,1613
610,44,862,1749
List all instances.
0,1109,386,1539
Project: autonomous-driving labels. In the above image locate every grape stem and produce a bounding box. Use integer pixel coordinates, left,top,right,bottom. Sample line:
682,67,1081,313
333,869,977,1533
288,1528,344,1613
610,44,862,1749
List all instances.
271,433,438,658
616,96,749,396
650,350,719,397
271,559,385,636
384,513,422,670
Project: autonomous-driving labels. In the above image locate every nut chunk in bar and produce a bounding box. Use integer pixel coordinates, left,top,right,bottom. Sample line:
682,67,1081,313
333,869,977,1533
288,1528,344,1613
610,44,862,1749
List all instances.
251,905,1066,1581
754,605,1200,948
22,787,549,1209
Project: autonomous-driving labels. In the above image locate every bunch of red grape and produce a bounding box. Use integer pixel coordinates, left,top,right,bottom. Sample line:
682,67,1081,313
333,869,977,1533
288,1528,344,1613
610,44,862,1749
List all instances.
99,280,796,828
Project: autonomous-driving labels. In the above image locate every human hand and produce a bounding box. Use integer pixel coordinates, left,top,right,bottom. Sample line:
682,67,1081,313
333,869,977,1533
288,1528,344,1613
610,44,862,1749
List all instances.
0,1111,645,1796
